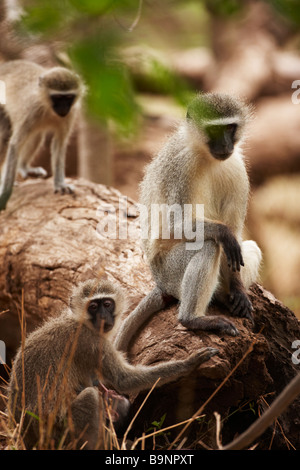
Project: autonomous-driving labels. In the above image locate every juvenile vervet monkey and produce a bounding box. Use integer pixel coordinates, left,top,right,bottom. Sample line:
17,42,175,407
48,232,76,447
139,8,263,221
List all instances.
115,92,262,351
7,279,218,450
0,60,84,210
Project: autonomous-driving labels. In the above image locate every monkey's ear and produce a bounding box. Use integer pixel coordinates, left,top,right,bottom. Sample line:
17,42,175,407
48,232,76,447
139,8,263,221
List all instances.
69,279,96,311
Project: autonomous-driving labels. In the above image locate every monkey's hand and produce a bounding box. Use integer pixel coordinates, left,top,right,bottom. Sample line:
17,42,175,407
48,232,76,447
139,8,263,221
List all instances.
217,225,244,272
54,182,75,194
186,347,219,368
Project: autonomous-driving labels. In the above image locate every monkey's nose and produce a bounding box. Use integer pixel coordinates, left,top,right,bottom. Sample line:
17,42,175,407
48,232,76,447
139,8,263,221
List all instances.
97,314,114,333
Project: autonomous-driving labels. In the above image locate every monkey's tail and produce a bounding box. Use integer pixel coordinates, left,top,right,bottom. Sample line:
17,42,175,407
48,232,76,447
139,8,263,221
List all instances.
114,287,172,352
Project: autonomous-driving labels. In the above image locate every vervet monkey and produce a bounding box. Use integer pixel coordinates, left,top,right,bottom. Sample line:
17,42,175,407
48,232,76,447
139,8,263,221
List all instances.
0,60,84,210
7,279,218,450
115,92,262,351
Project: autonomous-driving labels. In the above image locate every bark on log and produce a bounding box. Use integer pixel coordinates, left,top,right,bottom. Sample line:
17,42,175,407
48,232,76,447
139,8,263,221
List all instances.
0,178,299,449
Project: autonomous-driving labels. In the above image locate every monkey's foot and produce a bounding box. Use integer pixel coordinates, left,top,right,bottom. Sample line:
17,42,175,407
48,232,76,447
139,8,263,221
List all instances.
180,315,239,336
228,288,254,322
18,166,48,179
54,182,75,194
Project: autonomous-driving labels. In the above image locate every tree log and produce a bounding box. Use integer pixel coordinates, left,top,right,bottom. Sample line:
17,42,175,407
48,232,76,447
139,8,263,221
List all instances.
0,178,299,449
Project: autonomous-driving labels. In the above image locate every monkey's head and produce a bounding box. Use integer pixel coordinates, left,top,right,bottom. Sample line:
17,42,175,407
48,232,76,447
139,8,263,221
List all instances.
69,279,128,335
39,67,83,118
186,93,251,161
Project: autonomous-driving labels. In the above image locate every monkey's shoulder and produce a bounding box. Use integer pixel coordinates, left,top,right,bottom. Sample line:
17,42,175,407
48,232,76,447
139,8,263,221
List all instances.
22,314,94,354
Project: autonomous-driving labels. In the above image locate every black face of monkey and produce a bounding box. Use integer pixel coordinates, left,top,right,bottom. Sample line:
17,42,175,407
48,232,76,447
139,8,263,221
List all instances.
87,297,116,332
50,93,76,117
206,123,238,160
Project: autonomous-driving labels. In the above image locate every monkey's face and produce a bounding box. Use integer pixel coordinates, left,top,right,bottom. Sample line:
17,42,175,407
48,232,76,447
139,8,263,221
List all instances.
50,92,77,117
87,297,116,333
205,123,238,161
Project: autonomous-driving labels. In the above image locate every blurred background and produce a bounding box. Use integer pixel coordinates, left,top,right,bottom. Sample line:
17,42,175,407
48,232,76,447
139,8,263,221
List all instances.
1,0,300,317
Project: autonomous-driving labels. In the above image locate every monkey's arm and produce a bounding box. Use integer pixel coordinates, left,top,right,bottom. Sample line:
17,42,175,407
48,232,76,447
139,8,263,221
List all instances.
114,286,174,352
103,344,218,395
203,220,244,272
159,218,244,273
222,373,300,450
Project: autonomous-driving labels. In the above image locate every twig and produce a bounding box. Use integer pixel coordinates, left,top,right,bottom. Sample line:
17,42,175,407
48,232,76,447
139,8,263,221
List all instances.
214,412,222,449
122,377,161,449
113,0,143,32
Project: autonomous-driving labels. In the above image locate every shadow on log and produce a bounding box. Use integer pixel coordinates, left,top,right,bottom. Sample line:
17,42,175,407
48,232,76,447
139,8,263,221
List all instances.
0,178,299,449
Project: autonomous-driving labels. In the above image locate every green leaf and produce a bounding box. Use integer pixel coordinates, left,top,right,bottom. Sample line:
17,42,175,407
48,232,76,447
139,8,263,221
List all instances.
25,410,40,421
70,34,140,134
22,0,73,34
68,0,114,16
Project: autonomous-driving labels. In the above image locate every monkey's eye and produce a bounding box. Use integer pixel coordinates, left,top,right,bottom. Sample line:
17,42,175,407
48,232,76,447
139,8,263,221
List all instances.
88,301,98,312
102,298,115,312
227,123,237,136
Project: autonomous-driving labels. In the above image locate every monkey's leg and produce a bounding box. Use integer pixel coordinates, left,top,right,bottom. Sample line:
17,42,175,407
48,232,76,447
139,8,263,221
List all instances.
70,386,103,450
51,134,74,194
18,134,47,179
0,142,18,210
114,286,174,352
178,241,239,336
217,240,262,321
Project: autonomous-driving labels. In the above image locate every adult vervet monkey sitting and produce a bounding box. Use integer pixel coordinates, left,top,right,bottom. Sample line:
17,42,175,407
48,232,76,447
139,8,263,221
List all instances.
115,92,262,351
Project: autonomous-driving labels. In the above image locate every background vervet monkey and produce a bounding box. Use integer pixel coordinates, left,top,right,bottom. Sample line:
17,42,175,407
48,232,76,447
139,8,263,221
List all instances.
115,92,262,351
7,279,218,450
0,60,84,210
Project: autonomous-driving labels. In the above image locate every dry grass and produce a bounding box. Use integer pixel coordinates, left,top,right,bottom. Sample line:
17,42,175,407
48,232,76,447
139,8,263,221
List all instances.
0,300,294,451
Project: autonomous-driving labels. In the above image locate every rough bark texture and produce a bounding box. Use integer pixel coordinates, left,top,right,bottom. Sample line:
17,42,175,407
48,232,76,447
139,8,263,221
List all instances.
0,178,299,449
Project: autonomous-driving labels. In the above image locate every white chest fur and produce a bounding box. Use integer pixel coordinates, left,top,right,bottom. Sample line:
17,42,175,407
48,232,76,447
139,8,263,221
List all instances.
190,150,249,233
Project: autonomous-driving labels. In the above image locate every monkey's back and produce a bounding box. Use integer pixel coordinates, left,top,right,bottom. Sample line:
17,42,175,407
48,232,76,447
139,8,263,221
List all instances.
0,60,45,119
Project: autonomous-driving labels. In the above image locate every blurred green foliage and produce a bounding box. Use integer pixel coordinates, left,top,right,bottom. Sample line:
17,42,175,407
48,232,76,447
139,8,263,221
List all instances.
18,0,299,135
269,0,300,25
20,0,144,135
